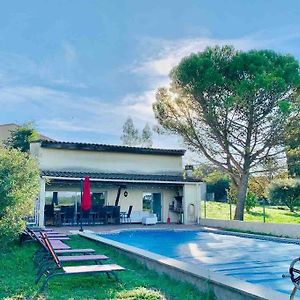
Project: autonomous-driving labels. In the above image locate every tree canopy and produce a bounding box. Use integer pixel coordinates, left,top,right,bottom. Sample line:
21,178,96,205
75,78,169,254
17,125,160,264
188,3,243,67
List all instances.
5,123,38,152
121,117,140,146
121,117,153,147
285,96,300,178
141,123,153,148
153,46,300,220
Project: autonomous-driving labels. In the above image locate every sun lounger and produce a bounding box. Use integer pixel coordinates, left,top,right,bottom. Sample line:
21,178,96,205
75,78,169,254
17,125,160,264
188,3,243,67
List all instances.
37,232,125,292
36,236,109,283
55,248,95,255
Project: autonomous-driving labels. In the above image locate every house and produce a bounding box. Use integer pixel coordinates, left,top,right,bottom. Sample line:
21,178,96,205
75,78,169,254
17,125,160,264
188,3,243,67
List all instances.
30,140,206,227
0,123,54,144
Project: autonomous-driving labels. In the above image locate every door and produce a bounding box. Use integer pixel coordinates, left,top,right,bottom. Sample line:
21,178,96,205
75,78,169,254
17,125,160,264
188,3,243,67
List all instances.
152,193,162,221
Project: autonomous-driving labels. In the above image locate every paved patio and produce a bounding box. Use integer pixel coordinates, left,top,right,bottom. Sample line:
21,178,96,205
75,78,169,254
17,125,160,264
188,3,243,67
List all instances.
49,223,202,234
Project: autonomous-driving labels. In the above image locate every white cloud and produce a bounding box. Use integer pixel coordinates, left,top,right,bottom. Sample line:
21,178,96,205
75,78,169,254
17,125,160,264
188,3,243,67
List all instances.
131,36,262,78
62,41,77,64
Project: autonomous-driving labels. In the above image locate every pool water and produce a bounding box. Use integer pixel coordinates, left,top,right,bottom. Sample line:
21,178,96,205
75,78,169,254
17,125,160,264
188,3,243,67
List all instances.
98,229,299,295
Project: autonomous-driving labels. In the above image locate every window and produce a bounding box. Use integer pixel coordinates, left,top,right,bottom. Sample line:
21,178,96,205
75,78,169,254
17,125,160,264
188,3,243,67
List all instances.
143,193,152,211
92,192,106,207
45,191,80,206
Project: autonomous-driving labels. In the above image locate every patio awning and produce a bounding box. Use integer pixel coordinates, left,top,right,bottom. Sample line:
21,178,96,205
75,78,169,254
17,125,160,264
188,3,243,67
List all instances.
41,170,201,185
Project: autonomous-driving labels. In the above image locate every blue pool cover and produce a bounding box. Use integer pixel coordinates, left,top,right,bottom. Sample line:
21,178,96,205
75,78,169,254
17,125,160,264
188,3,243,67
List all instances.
98,229,299,295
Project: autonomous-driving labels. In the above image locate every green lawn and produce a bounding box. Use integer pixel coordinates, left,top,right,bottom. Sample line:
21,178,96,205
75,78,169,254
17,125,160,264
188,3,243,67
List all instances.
0,236,210,300
201,201,300,224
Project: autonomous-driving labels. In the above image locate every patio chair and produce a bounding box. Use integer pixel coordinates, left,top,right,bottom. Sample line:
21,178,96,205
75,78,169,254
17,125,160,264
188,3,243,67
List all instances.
77,208,93,225
112,206,120,224
105,206,115,224
95,206,107,224
44,204,55,226
36,232,125,292
121,205,133,223
61,205,75,225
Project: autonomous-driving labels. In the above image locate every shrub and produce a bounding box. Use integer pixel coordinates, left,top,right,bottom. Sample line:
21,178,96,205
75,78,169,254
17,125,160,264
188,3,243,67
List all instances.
0,147,39,245
226,185,238,204
116,287,166,300
248,176,270,200
268,178,300,212
245,191,258,213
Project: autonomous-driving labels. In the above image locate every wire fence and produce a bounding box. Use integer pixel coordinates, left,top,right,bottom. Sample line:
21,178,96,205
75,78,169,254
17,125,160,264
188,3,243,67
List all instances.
201,199,269,223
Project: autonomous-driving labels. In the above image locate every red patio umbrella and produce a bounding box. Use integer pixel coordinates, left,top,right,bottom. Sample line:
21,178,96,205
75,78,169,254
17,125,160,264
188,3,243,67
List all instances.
79,176,91,231
81,176,92,211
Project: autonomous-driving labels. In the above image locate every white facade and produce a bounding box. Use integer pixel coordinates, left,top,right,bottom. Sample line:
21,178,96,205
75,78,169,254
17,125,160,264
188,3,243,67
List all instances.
30,142,182,175
31,141,206,226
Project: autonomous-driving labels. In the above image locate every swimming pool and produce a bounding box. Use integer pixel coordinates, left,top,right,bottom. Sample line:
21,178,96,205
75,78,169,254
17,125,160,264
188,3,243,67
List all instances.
98,229,299,296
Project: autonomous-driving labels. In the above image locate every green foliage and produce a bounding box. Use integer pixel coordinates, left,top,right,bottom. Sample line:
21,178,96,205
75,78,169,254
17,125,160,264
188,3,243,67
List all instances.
153,45,300,220
121,117,140,146
141,123,153,148
0,148,39,245
226,186,238,204
205,171,230,201
121,118,154,148
245,191,258,213
285,97,300,177
193,164,218,179
116,287,166,300
5,124,38,152
268,178,300,212
248,176,270,200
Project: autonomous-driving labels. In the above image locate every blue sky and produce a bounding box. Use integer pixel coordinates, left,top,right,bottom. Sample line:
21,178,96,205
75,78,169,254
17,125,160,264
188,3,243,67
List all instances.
1,0,300,154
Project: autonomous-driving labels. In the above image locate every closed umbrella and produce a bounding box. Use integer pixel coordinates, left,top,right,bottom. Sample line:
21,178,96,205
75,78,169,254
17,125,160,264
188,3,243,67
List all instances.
79,176,91,231
82,176,92,211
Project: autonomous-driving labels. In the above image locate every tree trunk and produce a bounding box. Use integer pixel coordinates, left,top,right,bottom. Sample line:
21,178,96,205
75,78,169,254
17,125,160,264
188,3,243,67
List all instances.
234,172,250,220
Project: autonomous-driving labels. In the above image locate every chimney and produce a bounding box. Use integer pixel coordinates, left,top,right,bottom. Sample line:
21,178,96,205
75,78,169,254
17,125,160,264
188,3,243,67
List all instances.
185,165,194,178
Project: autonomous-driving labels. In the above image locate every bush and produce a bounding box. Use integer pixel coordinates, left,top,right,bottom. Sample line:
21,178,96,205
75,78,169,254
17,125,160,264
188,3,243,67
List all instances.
245,191,258,213
0,147,39,245
268,178,300,212
116,287,166,300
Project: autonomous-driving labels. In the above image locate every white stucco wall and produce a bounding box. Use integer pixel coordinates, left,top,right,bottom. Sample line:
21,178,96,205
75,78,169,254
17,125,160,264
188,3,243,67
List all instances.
30,142,183,175
183,183,206,224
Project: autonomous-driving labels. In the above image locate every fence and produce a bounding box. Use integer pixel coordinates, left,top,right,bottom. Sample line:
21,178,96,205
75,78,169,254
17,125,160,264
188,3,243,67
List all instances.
201,198,269,223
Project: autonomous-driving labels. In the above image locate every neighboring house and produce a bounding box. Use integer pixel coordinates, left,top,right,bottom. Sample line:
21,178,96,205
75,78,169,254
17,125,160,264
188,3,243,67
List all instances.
0,123,54,144
30,140,206,227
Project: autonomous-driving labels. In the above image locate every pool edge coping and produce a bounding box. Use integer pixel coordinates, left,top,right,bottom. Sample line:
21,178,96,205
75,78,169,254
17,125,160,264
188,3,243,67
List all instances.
78,230,296,300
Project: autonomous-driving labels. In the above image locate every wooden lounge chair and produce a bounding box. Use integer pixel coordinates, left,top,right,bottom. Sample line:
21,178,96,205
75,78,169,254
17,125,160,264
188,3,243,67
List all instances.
37,232,125,292
36,233,110,283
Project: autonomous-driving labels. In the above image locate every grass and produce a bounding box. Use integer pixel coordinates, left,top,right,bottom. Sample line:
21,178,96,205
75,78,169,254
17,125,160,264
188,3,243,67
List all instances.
201,201,300,224
0,236,211,300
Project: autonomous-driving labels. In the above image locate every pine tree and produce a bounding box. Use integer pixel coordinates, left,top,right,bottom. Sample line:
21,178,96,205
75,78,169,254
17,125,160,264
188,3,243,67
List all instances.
121,117,140,146
141,123,153,148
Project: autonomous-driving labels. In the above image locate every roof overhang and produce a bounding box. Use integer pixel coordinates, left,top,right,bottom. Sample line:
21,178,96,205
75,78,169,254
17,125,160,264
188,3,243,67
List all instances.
41,170,201,185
